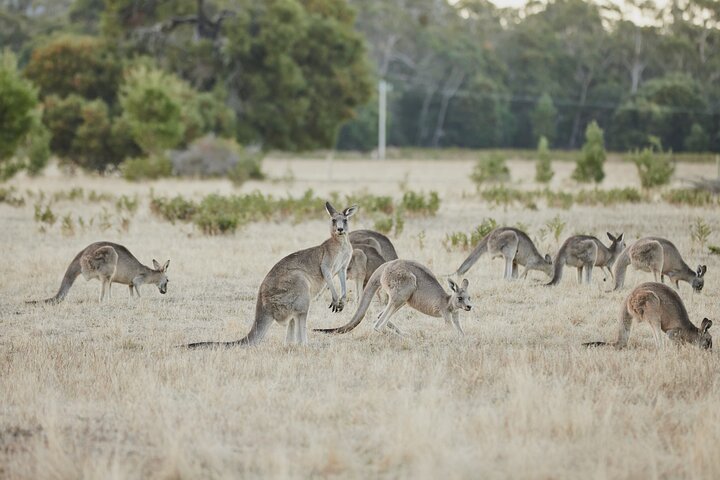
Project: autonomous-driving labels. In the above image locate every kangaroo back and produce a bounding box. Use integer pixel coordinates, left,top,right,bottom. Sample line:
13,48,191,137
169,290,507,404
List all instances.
187,296,273,348
314,262,388,334
456,235,489,275
546,238,570,286
612,246,632,291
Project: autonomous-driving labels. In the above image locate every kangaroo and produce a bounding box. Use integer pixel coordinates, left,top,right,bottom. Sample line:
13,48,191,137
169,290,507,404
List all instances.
456,227,553,280
584,282,712,350
186,202,357,348
346,240,387,301
613,237,706,292
30,241,170,304
314,260,472,336
546,233,625,286
80,246,119,301
349,230,399,261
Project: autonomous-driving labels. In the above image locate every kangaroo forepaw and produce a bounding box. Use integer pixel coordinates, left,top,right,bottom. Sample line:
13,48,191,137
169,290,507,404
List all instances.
329,299,345,313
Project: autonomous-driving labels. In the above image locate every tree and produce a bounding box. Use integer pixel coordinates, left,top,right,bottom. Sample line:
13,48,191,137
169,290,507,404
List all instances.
573,121,606,183
0,50,38,170
24,35,121,104
684,123,710,151
119,66,186,154
535,136,554,183
530,93,557,146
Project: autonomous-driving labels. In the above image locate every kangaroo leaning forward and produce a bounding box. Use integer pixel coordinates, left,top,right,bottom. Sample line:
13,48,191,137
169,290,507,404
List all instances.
186,202,357,348
314,259,473,336
613,237,706,292
584,282,712,350
455,227,552,280
30,241,170,304
546,233,625,286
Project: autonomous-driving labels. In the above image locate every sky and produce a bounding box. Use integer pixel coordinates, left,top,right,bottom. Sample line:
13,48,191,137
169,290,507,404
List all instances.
487,0,671,25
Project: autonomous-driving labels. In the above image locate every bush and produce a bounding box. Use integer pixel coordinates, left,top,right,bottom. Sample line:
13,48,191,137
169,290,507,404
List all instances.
72,99,114,171
400,190,440,216
471,153,510,185
120,154,173,181
632,142,674,189
170,136,265,185
119,66,186,154
572,121,606,183
662,189,716,207
535,136,553,183
194,194,242,235
24,35,121,104
0,50,38,167
684,123,710,152
23,114,51,176
42,94,85,157
150,195,197,224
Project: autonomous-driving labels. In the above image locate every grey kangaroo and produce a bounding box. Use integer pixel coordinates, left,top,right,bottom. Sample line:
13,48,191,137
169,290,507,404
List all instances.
187,202,357,348
456,227,553,280
613,237,706,292
315,259,472,336
346,230,399,300
546,233,625,286
30,241,170,304
584,282,712,350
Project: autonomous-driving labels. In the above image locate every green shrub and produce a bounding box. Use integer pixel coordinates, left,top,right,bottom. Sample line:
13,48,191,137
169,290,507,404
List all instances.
632,140,674,189
120,154,173,181
572,121,606,183
401,190,440,216
471,153,510,185
444,218,497,251
0,187,25,206
662,189,716,207
24,115,51,176
119,66,186,154
535,136,553,183
472,218,498,244
42,94,85,158
150,195,197,224
574,188,644,205
543,189,574,209
684,123,710,152
0,49,38,169
690,218,712,252
194,194,242,235
72,99,115,171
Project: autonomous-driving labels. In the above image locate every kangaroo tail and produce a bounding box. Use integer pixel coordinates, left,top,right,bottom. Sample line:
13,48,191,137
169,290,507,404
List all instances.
582,341,611,347
186,297,273,348
27,250,84,305
612,247,631,291
314,263,387,334
545,240,569,286
456,235,489,275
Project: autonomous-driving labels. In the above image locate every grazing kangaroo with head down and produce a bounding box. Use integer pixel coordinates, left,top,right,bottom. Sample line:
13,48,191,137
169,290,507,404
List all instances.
584,282,712,350
315,259,473,336
456,227,553,280
30,241,170,304
613,237,706,292
349,229,399,261
546,233,625,286
346,230,398,301
187,202,357,348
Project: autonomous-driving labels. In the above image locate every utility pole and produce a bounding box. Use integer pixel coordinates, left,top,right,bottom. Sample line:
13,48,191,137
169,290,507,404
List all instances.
378,79,387,160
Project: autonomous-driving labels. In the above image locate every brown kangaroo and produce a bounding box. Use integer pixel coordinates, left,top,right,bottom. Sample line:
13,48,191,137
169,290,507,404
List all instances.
546,233,625,286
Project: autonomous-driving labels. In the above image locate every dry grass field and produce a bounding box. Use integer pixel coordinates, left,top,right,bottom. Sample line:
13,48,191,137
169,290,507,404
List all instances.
1,158,719,479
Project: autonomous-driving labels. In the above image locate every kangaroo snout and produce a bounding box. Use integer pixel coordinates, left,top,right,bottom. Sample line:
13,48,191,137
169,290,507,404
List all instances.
465,305,472,311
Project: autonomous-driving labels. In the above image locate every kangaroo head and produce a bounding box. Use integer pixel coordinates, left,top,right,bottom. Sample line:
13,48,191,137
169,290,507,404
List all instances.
667,318,712,350
607,232,625,252
447,278,472,312
536,254,553,277
691,264,707,292
151,259,170,294
326,202,357,237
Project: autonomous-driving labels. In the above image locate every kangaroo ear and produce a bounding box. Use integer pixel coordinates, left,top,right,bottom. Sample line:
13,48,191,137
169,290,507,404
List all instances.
697,265,706,277
325,202,337,217
700,265,707,276
545,254,552,263
461,278,469,289
607,232,615,241
343,205,358,217
447,278,458,292
152,259,161,270
163,260,170,272
701,318,712,333
617,233,624,242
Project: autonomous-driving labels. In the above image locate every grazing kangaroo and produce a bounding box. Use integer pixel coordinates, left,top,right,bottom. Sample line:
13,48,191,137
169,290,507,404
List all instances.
456,227,553,280
186,202,357,348
80,246,118,301
349,230,399,261
31,241,170,304
546,233,625,286
346,241,386,301
613,237,706,292
314,260,472,336
584,282,712,350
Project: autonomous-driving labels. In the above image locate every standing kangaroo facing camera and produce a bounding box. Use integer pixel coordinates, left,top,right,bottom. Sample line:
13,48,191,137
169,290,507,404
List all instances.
186,202,357,348
28,241,170,304
315,259,473,336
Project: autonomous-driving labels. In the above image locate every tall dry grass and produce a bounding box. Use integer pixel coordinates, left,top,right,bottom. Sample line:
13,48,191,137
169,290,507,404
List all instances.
0,158,718,479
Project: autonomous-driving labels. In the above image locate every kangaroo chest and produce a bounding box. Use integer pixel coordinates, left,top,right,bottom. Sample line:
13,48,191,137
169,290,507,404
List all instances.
331,242,353,274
